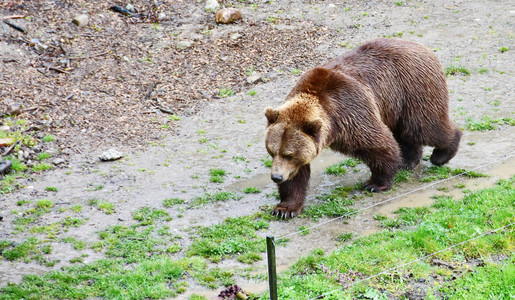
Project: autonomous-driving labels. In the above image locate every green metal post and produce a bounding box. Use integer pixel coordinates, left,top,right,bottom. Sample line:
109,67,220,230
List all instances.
266,236,278,300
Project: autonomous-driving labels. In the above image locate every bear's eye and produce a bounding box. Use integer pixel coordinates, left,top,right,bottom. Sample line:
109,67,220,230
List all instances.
282,154,293,160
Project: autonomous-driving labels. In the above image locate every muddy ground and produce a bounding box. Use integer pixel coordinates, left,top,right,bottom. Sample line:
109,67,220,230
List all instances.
1,0,514,298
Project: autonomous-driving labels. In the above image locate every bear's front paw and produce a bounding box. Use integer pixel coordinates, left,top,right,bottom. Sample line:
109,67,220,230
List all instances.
363,180,390,193
271,203,303,219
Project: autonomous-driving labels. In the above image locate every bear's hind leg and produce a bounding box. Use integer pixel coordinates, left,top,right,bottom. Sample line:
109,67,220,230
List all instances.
272,164,310,218
430,127,462,166
398,140,423,170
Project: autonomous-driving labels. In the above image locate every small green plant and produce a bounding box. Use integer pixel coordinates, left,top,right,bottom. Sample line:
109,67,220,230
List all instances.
445,64,471,76
43,135,55,142
45,186,58,192
168,114,181,121
132,207,171,225
218,87,234,98
37,152,51,160
291,68,302,75
32,163,53,172
190,192,242,207
498,47,509,53
261,158,272,168
325,158,361,175
243,187,261,194
97,201,115,214
394,1,404,6
247,90,257,96
163,198,185,207
36,199,54,210
209,168,226,183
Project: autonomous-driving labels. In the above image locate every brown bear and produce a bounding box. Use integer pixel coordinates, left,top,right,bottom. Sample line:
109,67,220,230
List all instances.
264,38,462,218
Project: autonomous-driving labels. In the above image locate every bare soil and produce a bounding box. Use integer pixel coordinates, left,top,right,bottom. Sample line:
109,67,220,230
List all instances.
1,0,514,298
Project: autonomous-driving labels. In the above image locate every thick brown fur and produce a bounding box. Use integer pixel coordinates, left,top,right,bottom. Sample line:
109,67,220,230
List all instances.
265,38,462,218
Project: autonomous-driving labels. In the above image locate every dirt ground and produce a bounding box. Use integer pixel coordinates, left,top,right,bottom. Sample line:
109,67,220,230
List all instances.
1,0,514,298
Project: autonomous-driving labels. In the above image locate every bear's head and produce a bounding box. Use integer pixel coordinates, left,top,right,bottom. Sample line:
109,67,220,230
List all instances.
264,93,327,184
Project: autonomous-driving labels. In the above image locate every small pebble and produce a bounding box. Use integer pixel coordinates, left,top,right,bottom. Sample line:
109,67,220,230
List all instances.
72,14,89,27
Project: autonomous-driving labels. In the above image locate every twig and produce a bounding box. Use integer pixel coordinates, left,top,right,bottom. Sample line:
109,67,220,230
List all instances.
151,101,175,114
3,15,26,19
3,20,25,33
1,140,20,157
48,67,70,74
68,51,110,60
143,82,159,100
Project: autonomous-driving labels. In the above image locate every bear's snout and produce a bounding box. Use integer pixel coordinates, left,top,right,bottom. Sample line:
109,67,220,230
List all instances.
271,174,284,183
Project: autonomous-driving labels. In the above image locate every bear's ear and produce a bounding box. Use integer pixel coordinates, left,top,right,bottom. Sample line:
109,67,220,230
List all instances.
304,67,332,94
265,107,280,124
302,119,323,140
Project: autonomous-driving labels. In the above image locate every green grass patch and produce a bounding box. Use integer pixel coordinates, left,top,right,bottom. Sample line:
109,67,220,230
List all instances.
32,162,53,172
187,213,269,262
132,207,171,225
209,168,226,183
163,198,185,207
419,166,487,182
189,191,242,208
303,185,360,220
325,158,361,175
243,187,261,194
445,64,471,76
465,116,515,131
257,176,515,299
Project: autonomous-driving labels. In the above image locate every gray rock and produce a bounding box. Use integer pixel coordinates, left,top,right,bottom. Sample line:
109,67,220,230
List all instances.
0,160,12,175
6,101,21,116
230,33,242,40
73,14,89,27
99,149,124,161
176,40,193,50
52,158,66,165
126,3,135,12
205,0,220,11
246,73,262,84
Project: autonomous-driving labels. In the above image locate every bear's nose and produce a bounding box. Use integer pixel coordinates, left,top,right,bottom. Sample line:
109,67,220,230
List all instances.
271,174,283,183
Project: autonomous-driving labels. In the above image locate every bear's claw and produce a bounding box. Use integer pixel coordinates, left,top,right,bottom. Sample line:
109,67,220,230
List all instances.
271,206,301,219
363,180,389,193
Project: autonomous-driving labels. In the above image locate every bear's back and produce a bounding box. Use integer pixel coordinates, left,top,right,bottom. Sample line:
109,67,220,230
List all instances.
325,38,448,129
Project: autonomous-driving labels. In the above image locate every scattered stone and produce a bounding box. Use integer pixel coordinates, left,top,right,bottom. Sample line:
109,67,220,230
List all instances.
176,40,193,50
230,32,242,40
126,3,135,12
246,73,262,84
158,12,166,20
0,160,12,175
99,149,124,161
205,0,219,11
72,14,89,27
0,138,14,147
5,102,22,116
52,158,66,165
215,8,242,24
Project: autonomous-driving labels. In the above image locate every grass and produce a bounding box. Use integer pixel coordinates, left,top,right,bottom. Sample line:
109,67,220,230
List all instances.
465,116,515,131
303,185,360,220
209,168,226,183
257,176,515,299
218,87,234,98
163,198,185,207
243,187,261,194
187,213,269,262
325,158,361,175
419,166,488,182
445,64,471,76
189,191,242,208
